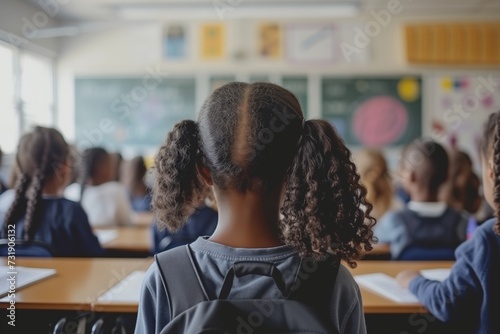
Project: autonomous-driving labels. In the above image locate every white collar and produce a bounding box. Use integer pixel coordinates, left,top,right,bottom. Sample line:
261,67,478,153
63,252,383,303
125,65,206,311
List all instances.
407,201,448,217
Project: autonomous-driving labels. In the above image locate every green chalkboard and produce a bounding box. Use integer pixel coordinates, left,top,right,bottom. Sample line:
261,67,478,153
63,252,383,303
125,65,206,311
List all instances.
282,76,308,118
75,77,196,152
322,77,422,147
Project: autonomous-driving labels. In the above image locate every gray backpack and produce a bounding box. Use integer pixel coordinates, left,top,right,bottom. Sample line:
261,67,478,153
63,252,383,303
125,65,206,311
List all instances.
156,245,340,334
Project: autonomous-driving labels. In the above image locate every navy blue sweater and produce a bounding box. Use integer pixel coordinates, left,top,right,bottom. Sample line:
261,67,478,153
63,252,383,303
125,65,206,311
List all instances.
409,218,500,333
0,192,104,257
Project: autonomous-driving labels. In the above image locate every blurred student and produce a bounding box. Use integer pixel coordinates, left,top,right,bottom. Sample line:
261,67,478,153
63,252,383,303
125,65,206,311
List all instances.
0,147,7,194
122,156,152,212
397,111,500,334
354,149,402,220
152,188,217,253
374,139,468,260
136,82,374,333
0,126,103,257
65,147,153,227
110,151,123,182
439,149,481,215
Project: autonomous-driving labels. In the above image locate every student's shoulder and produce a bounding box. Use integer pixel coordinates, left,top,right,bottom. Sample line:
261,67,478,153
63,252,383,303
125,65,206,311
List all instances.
99,181,128,195
379,208,410,225
0,189,16,213
51,197,88,217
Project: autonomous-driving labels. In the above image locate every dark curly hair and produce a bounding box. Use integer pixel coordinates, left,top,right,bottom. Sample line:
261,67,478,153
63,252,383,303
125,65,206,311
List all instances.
2,126,69,240
153,82,376,266
481,111,500,234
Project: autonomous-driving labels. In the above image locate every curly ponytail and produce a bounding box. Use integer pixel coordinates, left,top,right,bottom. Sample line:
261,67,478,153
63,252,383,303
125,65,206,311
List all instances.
281,119,376,267
153,120,205,231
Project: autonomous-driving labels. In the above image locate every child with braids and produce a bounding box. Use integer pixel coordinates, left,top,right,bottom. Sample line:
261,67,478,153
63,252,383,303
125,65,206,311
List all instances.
0,126,103,256
135,82,375,333
65,147,153,227
397,111,500,334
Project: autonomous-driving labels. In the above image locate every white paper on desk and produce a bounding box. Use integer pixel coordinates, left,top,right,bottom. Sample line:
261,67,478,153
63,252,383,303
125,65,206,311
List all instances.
0,266,56,298
420,268,451,282
355,273,420,303
97,270,146,303
95,230,118,245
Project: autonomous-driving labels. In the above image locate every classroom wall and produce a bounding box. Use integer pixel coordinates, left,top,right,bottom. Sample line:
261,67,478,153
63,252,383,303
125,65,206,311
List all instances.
57,13,500,147
0,0,61,56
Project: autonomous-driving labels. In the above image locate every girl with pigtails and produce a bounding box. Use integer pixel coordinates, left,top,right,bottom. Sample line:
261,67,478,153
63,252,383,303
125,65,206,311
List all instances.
136,82,375,334
397,111,500,334
0,126,103,257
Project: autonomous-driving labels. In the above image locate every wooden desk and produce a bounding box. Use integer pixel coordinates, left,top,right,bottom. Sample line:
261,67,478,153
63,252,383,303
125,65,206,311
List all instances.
348,260,454,314
93,259,154,313
95,226,151,256
0,257,150,311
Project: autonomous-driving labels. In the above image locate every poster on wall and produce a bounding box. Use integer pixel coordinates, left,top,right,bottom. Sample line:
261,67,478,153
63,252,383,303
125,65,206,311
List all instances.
428,74,500,171
285,24,339,64
200,23,226,60
163,25,187,60
322,76,422,147
258,23,282,59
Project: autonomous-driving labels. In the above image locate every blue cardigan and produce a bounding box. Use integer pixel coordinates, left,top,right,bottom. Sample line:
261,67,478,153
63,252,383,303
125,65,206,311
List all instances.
409,218,500,333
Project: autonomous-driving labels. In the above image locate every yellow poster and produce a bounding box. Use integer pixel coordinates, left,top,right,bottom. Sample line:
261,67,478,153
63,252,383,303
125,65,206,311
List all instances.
259,23,281,58
201,23,225,59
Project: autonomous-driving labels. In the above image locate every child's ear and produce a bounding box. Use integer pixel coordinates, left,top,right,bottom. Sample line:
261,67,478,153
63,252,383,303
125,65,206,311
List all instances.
196,163,213,186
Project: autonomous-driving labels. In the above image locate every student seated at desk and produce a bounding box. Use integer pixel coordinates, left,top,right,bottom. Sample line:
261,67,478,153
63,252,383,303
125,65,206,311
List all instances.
136,82,375,334
374,139,468,260
65,148,153,227
0,126,103,257
397,111,500,334
123,156,152,212
152,199,217,253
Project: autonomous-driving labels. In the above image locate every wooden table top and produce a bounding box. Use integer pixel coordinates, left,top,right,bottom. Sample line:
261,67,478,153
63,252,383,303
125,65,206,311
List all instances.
95,226,151,253
0,257,151,311
348,260,454,314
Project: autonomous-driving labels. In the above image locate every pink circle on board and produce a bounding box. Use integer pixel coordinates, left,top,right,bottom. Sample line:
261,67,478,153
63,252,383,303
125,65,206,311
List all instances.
352,95,409,146
482,94,493,108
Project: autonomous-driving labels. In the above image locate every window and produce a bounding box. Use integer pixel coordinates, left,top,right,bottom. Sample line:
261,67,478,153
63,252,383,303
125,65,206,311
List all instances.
0,42,55,153
0,43,18,153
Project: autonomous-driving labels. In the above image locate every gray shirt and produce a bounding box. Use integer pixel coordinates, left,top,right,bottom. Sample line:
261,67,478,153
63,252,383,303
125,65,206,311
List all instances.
135,237,366,333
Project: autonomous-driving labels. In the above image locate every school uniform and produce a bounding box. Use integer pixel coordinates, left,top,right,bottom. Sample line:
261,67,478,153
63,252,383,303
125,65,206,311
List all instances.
135,237,366,334
0,190,104,257
409,218,500,334
152,205,217,253
375,201,468,259
130,193,152,212
65,181,135,227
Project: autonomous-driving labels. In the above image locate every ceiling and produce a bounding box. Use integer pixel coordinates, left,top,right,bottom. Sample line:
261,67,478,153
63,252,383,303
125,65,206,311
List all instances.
22,0,500,23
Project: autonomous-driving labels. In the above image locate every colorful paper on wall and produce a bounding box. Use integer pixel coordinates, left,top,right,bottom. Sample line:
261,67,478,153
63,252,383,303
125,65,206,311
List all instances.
164,25,187,60
201,23,225,60
259,23,282,58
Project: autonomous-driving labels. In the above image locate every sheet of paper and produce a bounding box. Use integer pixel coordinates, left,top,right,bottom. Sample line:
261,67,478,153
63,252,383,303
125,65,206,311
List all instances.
95,230,118,245
420,268,451,282
97,271,146,303
355,273,420,303
0,266,56,298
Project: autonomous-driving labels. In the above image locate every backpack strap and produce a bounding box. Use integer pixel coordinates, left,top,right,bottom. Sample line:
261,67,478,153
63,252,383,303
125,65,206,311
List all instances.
155,245,209,319
288,255,340,323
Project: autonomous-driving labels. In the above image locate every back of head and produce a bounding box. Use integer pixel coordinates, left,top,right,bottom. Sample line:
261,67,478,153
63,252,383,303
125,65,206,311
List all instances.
354,149,392,218
78,147,110,200
403,139,449,192
124,156,148,195
153,82,375,265
3,126,69,240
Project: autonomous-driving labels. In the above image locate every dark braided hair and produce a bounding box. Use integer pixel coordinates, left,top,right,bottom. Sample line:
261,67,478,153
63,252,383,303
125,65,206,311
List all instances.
78,147,109,202
481,111,500,234
3,126,69,240
153,82,376,266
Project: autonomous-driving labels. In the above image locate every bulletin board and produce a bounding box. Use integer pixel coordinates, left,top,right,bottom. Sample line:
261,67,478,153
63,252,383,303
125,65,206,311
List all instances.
322,76,422,147
74,77,196,152
428,74,500,171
